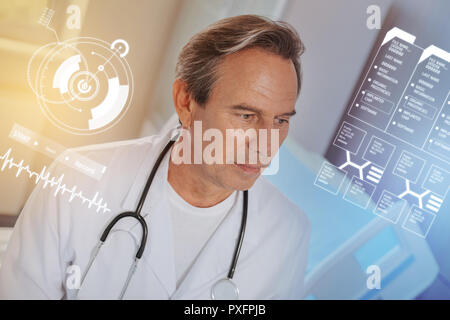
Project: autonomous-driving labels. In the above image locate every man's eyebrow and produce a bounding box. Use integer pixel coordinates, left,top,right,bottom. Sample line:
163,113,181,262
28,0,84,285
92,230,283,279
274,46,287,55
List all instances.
230,104,296,117
277,110,296,117
230,104,262,114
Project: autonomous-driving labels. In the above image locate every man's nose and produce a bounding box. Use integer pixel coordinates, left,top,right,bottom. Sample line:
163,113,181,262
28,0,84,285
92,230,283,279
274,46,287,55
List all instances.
257,119,276,153
246,119,278,162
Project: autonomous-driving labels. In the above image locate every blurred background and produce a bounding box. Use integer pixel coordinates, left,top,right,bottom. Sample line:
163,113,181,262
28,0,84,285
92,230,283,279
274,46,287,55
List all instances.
0,0,449,299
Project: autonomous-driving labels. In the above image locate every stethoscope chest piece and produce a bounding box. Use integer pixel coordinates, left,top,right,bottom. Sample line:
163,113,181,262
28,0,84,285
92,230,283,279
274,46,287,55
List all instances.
211,278,239,300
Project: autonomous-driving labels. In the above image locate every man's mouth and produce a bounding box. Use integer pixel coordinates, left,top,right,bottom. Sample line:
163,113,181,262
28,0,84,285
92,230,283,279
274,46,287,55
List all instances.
234,162,268,174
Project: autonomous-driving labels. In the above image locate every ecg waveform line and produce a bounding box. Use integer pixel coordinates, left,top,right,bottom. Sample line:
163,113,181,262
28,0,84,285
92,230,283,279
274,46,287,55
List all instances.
1,148,111,213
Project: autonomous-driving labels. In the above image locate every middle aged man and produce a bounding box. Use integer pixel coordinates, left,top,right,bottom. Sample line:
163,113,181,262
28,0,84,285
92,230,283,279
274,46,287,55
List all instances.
0,14,310,299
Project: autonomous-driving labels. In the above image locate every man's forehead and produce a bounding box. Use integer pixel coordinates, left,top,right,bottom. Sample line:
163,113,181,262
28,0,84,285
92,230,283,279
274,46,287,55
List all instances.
212,48,298,104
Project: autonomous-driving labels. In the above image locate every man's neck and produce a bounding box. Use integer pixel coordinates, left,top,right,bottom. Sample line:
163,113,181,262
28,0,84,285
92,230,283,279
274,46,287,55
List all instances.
167,150,234,208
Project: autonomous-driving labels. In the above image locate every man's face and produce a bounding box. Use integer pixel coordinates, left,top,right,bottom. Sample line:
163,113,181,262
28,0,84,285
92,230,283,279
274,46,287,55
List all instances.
189,47,298,191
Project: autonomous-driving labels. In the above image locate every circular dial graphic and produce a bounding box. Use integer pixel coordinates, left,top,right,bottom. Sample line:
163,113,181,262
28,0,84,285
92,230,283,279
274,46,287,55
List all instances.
28,37,134,135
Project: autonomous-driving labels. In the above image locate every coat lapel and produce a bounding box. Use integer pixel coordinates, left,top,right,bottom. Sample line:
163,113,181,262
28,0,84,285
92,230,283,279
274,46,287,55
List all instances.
120,132,177,297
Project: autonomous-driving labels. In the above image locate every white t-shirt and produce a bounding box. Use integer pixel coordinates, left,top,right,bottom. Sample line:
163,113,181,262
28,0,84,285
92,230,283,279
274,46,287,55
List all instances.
161,149,238,288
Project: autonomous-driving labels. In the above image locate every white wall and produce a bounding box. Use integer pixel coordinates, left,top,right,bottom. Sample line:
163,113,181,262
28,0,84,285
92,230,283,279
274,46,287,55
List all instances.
282,0,392,155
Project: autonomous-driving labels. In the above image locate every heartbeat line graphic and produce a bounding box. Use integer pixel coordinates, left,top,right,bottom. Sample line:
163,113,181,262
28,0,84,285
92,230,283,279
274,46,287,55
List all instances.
1,148,111,213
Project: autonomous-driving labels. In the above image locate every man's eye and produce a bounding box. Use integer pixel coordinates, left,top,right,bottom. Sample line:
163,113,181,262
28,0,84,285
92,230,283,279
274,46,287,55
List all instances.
240,114,254,120
275,118,289,124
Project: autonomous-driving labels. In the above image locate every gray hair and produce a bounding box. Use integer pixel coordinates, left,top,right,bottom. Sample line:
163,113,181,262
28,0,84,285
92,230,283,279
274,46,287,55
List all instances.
175,14,305,105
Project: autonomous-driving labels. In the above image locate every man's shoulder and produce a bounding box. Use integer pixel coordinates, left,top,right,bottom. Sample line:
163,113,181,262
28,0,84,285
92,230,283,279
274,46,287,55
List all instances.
49,134,167,183
67,134,163,160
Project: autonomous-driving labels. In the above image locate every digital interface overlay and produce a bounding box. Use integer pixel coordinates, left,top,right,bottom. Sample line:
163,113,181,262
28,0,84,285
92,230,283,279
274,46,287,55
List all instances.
316,27,449,239
28,36,134,135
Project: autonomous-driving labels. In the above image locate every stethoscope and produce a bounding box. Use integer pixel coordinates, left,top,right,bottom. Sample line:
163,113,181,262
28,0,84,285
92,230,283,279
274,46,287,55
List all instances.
75,135,248,300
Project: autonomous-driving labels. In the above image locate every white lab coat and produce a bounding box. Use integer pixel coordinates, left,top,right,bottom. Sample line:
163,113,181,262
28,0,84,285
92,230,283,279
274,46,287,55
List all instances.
0,129,310,300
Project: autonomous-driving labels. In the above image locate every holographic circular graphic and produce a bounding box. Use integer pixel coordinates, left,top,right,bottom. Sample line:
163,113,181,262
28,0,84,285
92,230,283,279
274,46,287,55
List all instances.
27,37,134,135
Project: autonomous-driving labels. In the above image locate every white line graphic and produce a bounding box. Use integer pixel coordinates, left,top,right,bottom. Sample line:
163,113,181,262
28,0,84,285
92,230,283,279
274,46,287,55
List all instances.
367,175,380,184
430,194,443,203
425,204,439,213
428,200,442,208
398,179,431,210
338,151,372,180
370,166,384,174
0,148,110,213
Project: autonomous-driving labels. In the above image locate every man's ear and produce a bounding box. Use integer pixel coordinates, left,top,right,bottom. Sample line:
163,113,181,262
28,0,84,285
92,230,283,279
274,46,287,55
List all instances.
172,78,193,129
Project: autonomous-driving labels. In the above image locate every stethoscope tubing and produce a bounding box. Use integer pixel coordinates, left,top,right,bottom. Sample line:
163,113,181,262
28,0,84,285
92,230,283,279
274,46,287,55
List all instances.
77,136,248,299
